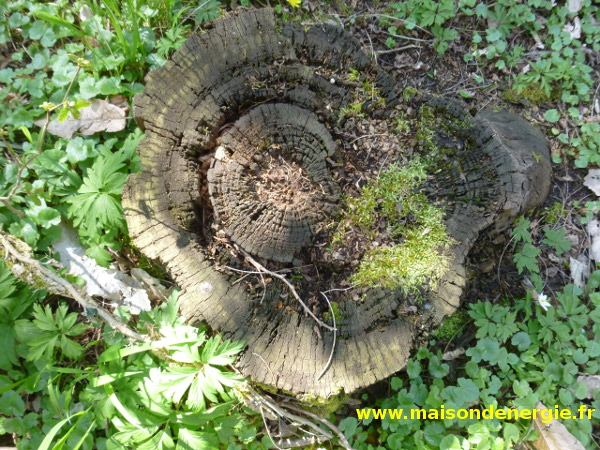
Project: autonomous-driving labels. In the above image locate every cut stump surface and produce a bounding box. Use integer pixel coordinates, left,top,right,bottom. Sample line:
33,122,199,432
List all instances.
123,8,551,398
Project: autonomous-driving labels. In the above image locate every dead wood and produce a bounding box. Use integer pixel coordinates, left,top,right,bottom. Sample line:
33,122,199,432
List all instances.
123,8,551,397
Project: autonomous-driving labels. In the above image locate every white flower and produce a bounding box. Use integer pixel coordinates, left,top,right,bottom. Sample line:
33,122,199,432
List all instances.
537,292,552,311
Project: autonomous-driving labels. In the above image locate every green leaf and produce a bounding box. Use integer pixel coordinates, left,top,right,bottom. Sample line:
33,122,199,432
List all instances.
512,218,531,243
428,355,449,378
586,340,600,358
176,428,218,450
503,422,520,445
201,336,244,366
406,359,421,379
66,137,96,163
458,90,474,99
32,11,83,38
486,28,502,42
57,106,70,123
391,376,403,390
8,219,40,245
513,379,532,397
0,390,26,416
339,417,359,436
28,206,61,229
542,227,572,255
97,77,122,95
78,77,101,100
545,109,560,123
514,243,540,274
38,410,88,450
511,331,531,351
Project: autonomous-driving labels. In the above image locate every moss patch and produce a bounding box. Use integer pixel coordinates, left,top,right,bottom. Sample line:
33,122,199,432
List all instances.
333,160,453,293
434,310,469,341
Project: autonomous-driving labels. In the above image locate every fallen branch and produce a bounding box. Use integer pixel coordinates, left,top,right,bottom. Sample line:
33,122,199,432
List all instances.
0,231,149,343
236,383,338,449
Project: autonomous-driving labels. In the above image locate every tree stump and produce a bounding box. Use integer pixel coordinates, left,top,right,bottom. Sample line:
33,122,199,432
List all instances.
123,8,551,398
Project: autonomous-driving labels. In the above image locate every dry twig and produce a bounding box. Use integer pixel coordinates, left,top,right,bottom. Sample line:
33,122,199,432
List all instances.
317,291,337,380
236,246,336,332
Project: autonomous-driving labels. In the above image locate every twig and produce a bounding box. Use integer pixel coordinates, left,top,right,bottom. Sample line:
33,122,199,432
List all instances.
317,292,337,381
252,352,276,380
375,44,420,54
0,231,149,343
283,403,353,450
236,382,347,448
236,247,336,332
497,234,515,290
260,406,284,450
348,133,390,144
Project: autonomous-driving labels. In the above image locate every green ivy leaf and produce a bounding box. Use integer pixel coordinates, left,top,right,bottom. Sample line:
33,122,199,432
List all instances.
97,77,122,95
339,417,359,438
391,376,404,390
79,77,101,100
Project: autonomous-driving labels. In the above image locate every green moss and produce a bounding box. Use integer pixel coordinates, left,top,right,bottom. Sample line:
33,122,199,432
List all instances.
339,69,386,121
322,301,343,322
434,310,469,341
122,236,171,282
334,161,454,293
503,83,551,105
298,389,348,415
347,67,361,82
339,101,365,120
402,86,420,102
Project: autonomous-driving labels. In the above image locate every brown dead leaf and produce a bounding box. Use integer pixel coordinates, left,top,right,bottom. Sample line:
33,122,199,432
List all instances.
531,402,585,450
35,99,127,139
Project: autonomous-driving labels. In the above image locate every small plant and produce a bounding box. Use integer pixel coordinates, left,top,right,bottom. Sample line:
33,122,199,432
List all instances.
0,263,267,449
337,272,600,449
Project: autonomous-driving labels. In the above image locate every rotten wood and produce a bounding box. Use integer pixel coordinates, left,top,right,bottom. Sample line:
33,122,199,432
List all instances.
123,8,551,398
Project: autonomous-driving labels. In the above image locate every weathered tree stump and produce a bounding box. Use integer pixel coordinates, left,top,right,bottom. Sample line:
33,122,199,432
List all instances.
123,8,551,398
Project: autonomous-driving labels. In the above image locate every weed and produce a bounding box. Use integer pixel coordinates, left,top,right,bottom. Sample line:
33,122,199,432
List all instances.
542,201,566,226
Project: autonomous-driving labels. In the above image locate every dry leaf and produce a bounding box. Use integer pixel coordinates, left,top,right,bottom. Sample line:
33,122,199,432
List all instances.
36,99,126,139
532,402,585,450
563,17,582,39
583,169,600,196
589,218,600,264
569,256,589,288
577,374,600,399
53,227,151,314
567,0,583,13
